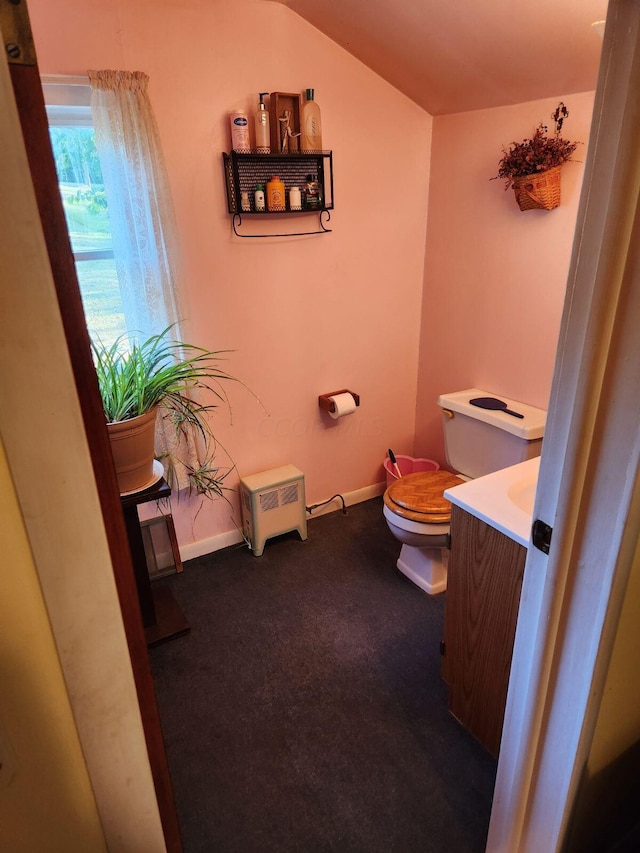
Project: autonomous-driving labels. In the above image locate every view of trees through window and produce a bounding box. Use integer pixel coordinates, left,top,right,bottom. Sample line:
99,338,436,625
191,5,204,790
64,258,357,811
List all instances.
49,125,126,346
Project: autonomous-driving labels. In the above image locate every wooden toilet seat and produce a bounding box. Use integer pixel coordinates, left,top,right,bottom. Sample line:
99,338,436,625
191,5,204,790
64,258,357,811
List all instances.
383,470,465,523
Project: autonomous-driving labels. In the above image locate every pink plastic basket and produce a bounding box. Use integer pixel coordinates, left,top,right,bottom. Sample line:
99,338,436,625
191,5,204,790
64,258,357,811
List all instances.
383,454,440,487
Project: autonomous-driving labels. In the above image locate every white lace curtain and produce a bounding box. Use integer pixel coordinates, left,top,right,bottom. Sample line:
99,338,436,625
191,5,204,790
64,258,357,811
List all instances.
88,70,180,340
88,70,197,490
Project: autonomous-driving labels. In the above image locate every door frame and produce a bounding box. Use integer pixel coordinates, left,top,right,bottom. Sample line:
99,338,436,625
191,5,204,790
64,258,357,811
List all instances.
488,1,640,848
0,8,181,851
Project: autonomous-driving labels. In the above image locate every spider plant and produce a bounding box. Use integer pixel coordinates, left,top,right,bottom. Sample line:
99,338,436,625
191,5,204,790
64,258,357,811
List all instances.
91,325,244,498
91,326,235,422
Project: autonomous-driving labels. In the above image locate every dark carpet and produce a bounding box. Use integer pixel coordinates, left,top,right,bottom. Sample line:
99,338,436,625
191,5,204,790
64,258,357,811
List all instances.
149,497,497,853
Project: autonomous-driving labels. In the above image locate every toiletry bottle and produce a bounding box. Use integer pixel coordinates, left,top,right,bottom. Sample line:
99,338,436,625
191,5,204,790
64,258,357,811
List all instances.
289,186,302,211
240,191,251,212
230,110,250,151
254,184,265,212
300,88,322,151
303,174,322,209
255,93,271,154
266,176,285,211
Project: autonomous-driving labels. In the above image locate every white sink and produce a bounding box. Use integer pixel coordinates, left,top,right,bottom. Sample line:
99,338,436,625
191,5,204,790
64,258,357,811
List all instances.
507,477,537,515
444,457,540,547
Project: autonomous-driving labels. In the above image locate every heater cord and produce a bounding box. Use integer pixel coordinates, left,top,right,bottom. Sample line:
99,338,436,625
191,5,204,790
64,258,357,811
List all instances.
306,494,347,515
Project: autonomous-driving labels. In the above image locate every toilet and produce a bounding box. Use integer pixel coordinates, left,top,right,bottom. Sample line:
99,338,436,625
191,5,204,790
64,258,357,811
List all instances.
383,388,546,594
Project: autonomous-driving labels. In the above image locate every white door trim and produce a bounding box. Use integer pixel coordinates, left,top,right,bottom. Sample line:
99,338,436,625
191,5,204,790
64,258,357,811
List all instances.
488,1,640,849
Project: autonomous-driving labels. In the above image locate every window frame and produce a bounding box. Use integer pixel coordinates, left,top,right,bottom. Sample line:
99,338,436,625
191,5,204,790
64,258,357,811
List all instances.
44,81,116,268
44,76,131,346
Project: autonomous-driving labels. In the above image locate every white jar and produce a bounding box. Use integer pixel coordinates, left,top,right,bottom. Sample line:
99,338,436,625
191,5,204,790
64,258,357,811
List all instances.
254,185,265,212
289,186,302,211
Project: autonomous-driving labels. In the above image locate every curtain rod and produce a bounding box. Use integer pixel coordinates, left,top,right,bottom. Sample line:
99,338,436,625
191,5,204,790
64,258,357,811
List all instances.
41,74,90,86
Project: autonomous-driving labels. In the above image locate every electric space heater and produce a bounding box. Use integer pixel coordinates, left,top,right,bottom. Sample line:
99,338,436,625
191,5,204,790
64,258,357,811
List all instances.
240,464,307,556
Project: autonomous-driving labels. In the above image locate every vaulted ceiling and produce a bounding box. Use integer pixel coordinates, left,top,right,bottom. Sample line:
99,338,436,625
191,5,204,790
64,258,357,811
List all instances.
275,0,608,115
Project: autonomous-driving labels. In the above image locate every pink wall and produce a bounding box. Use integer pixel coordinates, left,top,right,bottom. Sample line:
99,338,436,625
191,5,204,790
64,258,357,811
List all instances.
415,93,595,466
29,0,432,551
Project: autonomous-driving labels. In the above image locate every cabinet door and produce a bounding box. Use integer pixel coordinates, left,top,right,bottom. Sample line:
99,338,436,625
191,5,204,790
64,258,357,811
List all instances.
443,505,527,757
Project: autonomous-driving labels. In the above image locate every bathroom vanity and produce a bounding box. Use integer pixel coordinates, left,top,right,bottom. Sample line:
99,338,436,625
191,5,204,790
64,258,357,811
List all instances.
442,457,539,757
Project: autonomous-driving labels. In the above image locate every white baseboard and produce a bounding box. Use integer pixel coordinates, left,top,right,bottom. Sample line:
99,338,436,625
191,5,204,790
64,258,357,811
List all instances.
179,527,245,562
178,481,386,563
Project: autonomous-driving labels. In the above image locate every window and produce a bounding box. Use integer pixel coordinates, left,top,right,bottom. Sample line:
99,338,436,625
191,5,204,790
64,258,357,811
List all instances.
43,74,215,492
45,81,126,347
44,74,180,350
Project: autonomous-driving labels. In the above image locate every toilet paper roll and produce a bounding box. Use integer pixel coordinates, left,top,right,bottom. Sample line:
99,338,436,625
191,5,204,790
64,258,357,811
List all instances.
328,392,357,419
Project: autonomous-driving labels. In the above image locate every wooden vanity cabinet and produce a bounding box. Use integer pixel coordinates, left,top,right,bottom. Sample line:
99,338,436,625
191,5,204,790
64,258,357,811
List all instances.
442,504,527,758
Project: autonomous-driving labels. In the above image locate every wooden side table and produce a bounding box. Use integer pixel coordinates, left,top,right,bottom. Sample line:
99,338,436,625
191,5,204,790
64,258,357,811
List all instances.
120,477,190,646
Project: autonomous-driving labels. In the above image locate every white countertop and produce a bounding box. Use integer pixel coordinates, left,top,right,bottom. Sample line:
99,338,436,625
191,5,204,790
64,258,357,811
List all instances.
444,457,540,548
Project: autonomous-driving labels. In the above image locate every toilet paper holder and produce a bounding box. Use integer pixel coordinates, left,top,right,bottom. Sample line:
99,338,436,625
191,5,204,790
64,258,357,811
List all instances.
318,390,360,414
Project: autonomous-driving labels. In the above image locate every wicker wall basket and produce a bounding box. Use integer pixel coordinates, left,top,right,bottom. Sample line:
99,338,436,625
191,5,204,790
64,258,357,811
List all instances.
511,165,562,211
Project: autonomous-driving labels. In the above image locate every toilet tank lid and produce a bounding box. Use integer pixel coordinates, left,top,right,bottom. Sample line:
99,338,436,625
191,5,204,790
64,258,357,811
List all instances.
438,388,546,440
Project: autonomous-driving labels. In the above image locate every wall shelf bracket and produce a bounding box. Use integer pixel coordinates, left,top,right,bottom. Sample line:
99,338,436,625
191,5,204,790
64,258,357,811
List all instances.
232,209,332,238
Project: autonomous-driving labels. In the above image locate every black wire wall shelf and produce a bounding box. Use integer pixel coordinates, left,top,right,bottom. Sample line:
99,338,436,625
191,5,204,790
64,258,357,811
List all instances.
223,150,334,239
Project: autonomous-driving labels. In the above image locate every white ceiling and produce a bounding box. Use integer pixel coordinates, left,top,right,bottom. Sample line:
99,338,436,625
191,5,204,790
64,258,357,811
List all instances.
276,0,608,115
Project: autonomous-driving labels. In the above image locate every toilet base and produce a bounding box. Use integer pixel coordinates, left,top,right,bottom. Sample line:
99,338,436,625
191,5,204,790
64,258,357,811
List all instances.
396,543,448,595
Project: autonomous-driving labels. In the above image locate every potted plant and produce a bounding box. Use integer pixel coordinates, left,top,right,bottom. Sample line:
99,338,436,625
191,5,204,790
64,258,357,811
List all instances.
492,103,580,211
92,325,243,497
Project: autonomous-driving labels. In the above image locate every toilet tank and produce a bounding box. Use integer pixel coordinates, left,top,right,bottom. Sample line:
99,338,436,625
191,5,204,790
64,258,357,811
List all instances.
438,388,546,479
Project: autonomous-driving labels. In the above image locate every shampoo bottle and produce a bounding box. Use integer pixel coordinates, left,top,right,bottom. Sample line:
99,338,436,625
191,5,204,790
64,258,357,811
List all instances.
303,174,322,209
300,88,322,151
255,93,270,153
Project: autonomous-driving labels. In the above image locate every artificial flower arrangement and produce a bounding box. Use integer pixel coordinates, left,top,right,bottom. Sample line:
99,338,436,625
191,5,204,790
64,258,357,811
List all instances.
492,103,580,211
